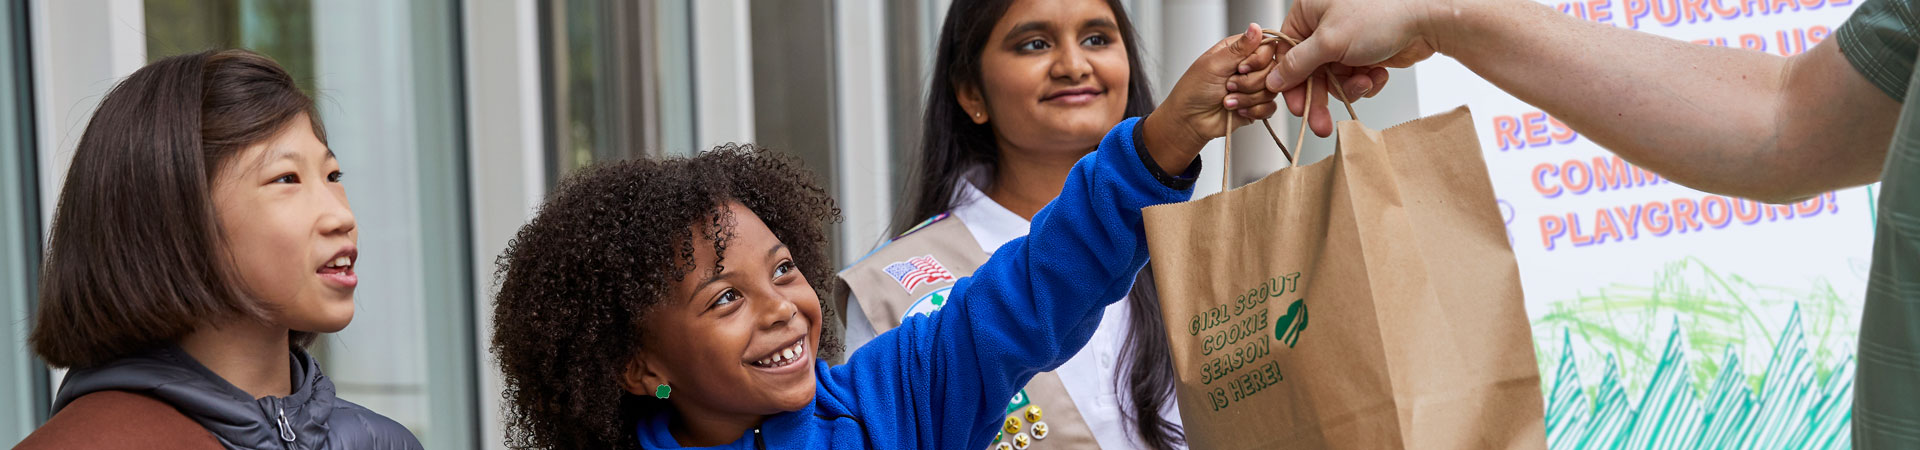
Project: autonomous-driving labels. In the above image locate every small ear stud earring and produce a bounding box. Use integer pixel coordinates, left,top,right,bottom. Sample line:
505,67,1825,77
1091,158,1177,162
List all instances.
654,384,672,399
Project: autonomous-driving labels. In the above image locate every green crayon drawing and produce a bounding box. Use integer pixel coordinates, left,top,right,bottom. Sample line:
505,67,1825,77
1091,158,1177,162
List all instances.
1542,308,1853,449
1535,258,1858,449
1532,257,1853,396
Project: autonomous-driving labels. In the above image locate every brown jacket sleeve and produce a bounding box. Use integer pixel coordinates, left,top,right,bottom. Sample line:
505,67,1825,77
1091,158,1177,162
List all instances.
13,391,222,450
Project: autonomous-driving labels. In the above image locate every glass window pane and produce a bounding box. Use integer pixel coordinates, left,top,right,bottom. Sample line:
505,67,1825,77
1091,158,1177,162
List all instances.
544,0,695,185
144,0,316,93
0,0,47,442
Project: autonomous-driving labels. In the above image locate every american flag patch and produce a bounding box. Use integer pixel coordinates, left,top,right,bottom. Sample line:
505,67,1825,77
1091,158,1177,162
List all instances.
883,255,956,293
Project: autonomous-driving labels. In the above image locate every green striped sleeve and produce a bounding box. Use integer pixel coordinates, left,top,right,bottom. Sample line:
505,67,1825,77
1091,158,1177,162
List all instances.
1838,0,1920,101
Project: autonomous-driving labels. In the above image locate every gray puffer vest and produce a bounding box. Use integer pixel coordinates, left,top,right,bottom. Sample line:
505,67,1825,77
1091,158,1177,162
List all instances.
51,345,422,450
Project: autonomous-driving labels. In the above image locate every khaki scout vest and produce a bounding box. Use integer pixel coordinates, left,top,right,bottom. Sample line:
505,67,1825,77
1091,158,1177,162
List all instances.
835,214,1101,450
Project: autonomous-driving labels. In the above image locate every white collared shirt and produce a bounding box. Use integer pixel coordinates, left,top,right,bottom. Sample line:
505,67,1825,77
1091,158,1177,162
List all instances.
843,168,1185,450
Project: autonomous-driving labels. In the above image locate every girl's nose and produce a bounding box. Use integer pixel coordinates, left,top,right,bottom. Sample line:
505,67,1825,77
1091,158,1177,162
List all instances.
761,289,800,329
1051,45,1094,81
317,190,356,236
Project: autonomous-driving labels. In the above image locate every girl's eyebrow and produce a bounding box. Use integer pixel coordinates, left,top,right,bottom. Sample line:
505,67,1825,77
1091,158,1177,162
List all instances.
1001,17,1118,44
243,145,304,174
685,242,792,305
261,146,335,167
688,269,728,306
266,146,302,163
1001,21,1054,42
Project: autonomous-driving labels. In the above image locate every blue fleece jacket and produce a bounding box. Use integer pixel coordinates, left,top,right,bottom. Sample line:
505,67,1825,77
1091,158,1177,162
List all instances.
636,117,1193,450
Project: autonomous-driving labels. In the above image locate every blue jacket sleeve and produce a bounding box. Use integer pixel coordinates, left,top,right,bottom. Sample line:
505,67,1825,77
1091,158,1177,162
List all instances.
818,117,1194,449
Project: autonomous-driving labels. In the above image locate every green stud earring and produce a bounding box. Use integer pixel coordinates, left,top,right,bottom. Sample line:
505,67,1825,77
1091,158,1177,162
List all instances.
654,384,672,399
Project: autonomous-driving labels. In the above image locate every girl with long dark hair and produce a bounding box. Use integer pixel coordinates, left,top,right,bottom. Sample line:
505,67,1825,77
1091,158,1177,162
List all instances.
836,2,1277,449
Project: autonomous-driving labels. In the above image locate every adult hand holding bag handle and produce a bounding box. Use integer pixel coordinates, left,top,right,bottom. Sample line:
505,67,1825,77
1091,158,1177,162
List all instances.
1142,30,1547,450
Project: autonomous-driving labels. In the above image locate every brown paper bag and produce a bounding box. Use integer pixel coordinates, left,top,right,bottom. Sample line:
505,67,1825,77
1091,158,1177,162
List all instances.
1142,106,1545,449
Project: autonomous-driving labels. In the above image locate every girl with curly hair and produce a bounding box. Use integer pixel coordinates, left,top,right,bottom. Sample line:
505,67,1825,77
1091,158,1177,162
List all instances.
489,26,1282,450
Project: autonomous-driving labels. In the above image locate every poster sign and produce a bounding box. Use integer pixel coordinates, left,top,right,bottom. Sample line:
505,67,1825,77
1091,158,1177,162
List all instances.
1414,1,1873,448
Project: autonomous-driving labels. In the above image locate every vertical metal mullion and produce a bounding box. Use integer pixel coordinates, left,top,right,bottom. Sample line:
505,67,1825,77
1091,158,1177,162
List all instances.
590,0,626,162
537,0,565,189
633,0,659,156
416,0,480,446
883,0,920,199
654,0,693,156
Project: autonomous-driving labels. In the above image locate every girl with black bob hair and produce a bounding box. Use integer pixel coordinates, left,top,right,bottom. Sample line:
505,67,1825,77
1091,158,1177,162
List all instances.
18,49,419,449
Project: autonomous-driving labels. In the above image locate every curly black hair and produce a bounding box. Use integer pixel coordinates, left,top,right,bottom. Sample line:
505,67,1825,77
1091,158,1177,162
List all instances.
490,144,843,449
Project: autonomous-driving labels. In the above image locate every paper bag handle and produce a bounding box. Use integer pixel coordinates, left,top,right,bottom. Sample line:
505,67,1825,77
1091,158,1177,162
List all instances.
1221,30,1360,192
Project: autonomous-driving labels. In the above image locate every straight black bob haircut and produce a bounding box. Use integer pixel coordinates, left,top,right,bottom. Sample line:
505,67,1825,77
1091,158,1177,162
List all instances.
31,49,326,369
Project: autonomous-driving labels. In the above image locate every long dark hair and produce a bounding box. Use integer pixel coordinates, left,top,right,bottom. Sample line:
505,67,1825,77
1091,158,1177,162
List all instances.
895,1,1183,448
32,49,325,369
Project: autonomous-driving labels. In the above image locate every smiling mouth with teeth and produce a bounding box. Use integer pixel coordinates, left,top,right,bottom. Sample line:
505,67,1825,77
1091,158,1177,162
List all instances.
751,338,808,368
317,253,355,278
